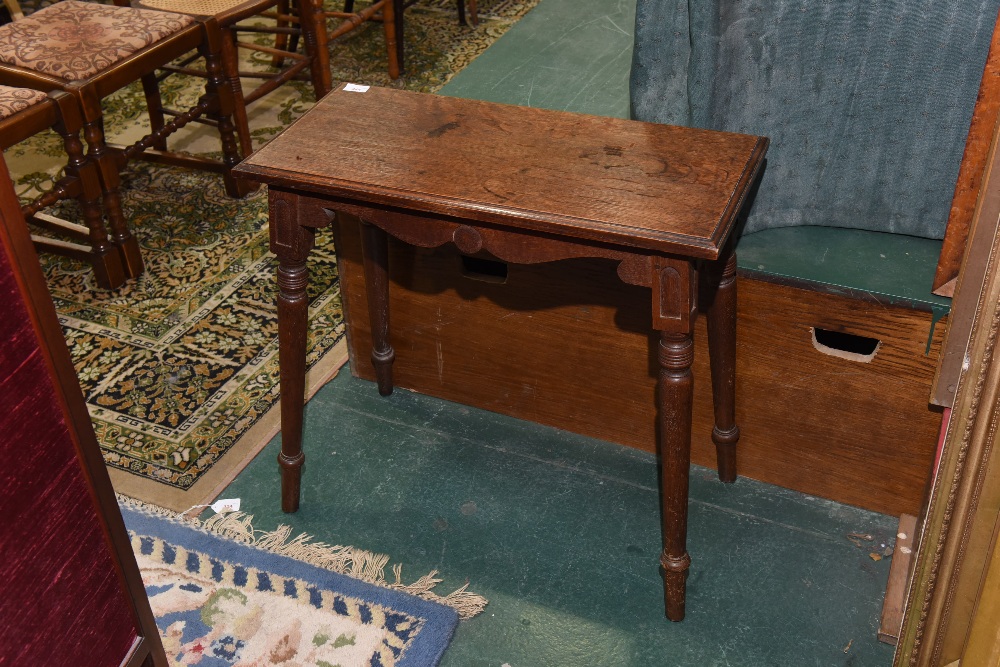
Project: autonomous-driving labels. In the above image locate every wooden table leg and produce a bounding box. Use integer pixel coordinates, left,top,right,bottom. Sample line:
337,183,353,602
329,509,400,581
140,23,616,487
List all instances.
360,221,395,395
651,256,697,621
706,249,740,483
270,191,317,512
658,330,695,621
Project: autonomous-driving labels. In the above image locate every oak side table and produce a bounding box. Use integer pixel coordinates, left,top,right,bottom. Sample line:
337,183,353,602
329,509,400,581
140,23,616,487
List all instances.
234,84,768,621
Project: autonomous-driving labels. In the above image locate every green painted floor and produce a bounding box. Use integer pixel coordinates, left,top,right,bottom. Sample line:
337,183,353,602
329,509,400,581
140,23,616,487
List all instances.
219,0,902,664
222,372,897,666
441,0,636,119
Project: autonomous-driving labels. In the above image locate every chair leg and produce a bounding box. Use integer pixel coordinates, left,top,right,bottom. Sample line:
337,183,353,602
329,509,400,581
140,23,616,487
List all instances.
288,33,301,57
80,109,144,280
140,73,169,152
302,0,332,98
382,0,400,79
199,21,256,198
467,0,478,26
220,26,254,157
54,119,127,289
271,0,292,68
3,0,23,20
393,0,404,75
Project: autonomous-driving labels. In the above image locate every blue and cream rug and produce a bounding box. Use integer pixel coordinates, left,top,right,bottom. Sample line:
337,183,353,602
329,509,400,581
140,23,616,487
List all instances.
121,498,486,666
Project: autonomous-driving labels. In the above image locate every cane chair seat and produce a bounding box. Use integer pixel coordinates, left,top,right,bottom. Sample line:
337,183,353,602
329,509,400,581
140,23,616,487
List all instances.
0,1,195,81
139,0,265,21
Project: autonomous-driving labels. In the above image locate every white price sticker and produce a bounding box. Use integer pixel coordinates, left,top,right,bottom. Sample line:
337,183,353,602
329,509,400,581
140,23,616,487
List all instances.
211,498,241,514
344,83,370,93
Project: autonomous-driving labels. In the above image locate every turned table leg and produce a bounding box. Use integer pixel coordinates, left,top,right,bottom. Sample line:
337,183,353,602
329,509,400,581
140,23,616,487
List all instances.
276,257,310,512
269,191,317,512
658,331,695,621
706,249,740,483
650,256,698,621
360,221,395,395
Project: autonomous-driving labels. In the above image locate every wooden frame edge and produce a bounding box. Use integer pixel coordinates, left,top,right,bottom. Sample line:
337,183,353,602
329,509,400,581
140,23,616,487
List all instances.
895,127,1000,664
0,155,168,666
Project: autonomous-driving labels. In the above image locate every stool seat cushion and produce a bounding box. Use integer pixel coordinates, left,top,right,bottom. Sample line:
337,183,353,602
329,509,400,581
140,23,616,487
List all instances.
0,1,196,82
0,85,47,120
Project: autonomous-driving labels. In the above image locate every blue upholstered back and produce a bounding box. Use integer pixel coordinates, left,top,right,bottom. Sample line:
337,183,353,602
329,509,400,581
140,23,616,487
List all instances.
630,1,1000,239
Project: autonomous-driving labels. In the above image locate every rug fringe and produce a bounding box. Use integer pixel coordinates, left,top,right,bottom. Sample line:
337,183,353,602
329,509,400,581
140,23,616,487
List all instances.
117,494,487,618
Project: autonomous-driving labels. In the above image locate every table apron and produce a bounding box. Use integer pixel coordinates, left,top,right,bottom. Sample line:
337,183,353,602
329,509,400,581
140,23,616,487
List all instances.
269,189,711,335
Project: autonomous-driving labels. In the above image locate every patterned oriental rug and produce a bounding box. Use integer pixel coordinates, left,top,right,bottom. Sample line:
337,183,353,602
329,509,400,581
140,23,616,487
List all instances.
5,0,539,511
120,498,486,666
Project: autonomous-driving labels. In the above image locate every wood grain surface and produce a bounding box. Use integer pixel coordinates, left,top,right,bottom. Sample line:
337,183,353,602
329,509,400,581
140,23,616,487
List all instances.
335,214,943,517
237,85,767,259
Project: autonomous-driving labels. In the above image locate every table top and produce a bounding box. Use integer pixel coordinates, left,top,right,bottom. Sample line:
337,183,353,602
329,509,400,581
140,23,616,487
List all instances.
236,84,768,259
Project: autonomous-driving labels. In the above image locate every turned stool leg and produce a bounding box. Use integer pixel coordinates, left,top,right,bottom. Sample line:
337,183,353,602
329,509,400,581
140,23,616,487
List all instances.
80,104,144,279
271,0,291,68
381,0,400,80
393,0,405,75
658,331,695,622
301,0,332,99
199,20,254,199
360,220,395,395
139,73,168,152
219,27,253,158
55,120,126,289
706,250,740,482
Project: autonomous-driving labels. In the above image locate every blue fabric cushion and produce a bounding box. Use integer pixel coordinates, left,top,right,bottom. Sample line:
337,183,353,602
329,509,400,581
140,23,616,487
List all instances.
630,1,1000,238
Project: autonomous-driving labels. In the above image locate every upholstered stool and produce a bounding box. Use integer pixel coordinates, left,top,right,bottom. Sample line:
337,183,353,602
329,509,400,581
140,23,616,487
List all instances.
0,86,128,288
0,1,247,281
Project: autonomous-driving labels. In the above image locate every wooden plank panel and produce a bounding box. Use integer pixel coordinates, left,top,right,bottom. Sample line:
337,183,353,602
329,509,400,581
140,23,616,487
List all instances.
879,513,918,645
334,215,942,516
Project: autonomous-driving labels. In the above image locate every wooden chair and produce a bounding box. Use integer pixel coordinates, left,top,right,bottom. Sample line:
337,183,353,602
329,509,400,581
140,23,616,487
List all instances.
0,86,130,288
130,0,331,157
358,0,475,76
275,0,403,79
0,1,248,280
271,0,406,82
327,0,400,79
